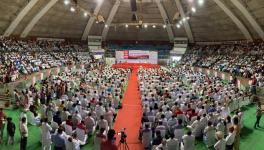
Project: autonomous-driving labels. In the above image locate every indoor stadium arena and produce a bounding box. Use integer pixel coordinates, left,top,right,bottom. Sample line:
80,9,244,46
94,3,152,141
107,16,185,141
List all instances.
0,0,264,150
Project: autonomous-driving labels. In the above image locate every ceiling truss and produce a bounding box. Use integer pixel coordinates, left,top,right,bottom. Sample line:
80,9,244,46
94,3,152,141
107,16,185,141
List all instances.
21,0,59,38
213,0,253,41
155,0,174,42
4,0,40,37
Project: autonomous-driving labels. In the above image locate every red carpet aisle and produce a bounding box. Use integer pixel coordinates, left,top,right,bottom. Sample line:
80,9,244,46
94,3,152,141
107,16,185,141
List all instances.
113,68,144,150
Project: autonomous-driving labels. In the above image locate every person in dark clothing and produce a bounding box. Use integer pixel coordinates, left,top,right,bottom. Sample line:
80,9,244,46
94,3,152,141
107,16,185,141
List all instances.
254,102,264,128
51,127,65,150
53,111,62,125
6,117,16,145
152,130,163,146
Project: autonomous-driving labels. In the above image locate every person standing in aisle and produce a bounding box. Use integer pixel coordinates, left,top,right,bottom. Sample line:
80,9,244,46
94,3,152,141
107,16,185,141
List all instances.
41,118,52,150
254,102,264,128
20,117,28,150
233,117,240,150
6,117,16,145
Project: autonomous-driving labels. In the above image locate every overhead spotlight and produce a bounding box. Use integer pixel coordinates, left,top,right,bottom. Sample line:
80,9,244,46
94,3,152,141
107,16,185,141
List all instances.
64,0,70,5
183,18,186,22
144,24,148,28
84,12,88,17
125,24,129,28
136,25,139,28
96,21,99,24
163,25,166,28
176,24,181,28
70,7,75,12
105,24,108,28
152,25,156,28
198,0,204,6
186,16,190,20
191,7,196,13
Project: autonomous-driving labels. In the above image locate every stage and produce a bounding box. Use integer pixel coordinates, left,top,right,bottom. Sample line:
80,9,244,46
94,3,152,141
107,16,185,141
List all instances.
112,63,160,69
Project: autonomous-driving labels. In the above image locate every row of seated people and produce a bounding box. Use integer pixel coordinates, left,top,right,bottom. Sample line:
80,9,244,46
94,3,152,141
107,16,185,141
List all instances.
0,37,87,52
11,62,129,149
0,52,92,83
138,67,246,150
180,42,264,87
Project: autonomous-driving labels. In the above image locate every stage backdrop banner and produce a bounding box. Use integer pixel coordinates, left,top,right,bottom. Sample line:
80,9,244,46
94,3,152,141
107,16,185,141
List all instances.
116,50,158,64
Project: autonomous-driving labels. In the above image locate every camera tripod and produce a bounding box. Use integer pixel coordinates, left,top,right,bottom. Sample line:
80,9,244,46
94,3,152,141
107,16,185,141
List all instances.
117,140,129,150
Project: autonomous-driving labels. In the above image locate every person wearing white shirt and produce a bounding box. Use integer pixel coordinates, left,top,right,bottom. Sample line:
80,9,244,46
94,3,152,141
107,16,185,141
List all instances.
84,113,96,136
200,114,208,132
97,116,108,133
41,118,52,150
182,131,195,150
95,103,105,118
216,119,225,133
214,131,226,150
203,121,216,148
156,139,168,150
166,134,179,150
225,126,236,150
65,133,85,150
141,124,152,150
61,108,70,122
188,116,203,138
20,117,28,150
94,128,106,150
104,108,114,128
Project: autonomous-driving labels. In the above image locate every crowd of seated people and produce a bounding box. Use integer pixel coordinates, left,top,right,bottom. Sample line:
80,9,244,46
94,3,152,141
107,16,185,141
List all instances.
180,42,264,87
0,38,90,83
0,37,87,52
138,67,246,150
8,61,129,149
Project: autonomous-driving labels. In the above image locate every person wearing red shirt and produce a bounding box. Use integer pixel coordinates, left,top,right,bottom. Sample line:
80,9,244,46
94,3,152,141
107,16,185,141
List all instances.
101,129,118,150
175,107,183,116
77,121,87,133
66,115,73,127
0,108,6,143
188,109,198,120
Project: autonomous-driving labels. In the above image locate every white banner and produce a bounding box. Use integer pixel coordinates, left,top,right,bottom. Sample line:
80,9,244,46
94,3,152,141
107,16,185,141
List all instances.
116,50,158,64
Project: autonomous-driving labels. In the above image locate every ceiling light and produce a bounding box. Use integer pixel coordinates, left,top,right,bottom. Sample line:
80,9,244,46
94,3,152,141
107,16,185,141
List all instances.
183,18,186,22
163,25,166,28
64,0,70,5
125,24,128,28
186,16,190,20
136,25,139,28
70,7,75,12
96,21,99,24
144,24,148,28
105,24,108,28
84,12,88,17
152,25,156,28
191,7,196,13
179,20,183,24
198,0,204,6
176,24,181,28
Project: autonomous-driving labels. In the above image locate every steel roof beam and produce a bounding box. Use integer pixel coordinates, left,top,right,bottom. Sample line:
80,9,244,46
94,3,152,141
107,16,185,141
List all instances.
20,0,58,38
213,0,253,41
231,0,264,40
4,0,40,37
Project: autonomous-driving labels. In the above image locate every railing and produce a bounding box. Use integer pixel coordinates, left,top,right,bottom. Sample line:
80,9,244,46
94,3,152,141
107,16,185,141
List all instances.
0,94,12,108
